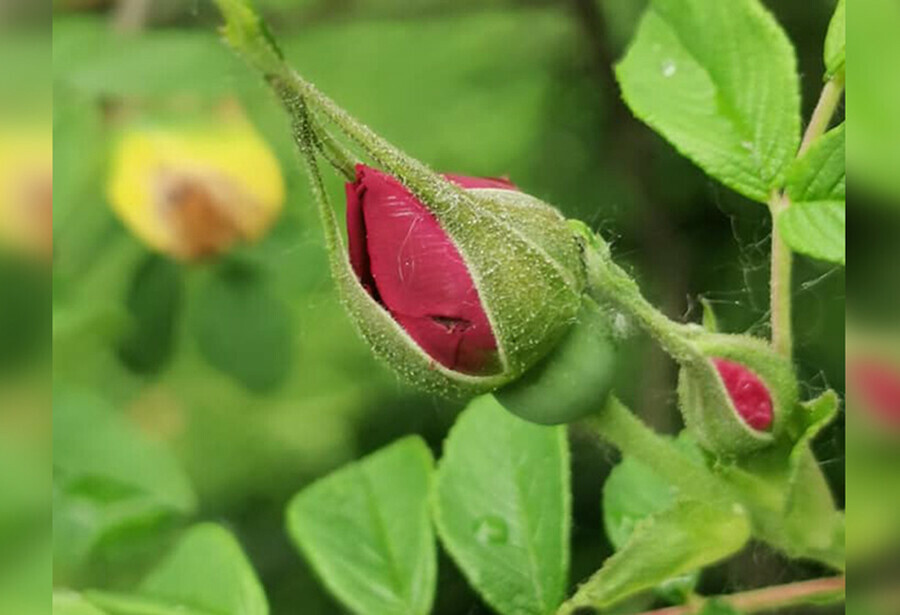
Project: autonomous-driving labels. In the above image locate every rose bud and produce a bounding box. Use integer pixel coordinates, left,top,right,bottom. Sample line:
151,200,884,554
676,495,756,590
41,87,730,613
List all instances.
107,109,284,261
677,332,799,455
339,164,586,396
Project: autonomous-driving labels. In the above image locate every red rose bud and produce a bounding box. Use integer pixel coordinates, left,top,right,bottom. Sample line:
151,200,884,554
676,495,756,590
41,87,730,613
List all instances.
339,164,586,395
346,166,511,375
678,332,798,455
712,358,774,431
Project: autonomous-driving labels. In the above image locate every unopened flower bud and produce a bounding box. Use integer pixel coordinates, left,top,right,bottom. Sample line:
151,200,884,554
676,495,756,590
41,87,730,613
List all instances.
677,332,798,455
341,164,586,395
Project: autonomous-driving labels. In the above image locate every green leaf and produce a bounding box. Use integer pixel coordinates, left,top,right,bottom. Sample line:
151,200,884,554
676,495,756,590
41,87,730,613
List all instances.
785,125,845,203
824,0,846,78
565,501,750,611
191,261,292,393
783,391,843,558
616,0,800,202
54,591,109,615
776,201,845,265
118,254,183,376
286,437,436,615
53,389,196,571
603,434,704,550
433,395,570,615
86,524,268,615
603,434,705,603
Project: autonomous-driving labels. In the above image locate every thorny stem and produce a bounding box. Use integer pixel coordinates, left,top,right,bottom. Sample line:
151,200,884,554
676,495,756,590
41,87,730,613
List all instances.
770,73,845,358
636,576,845,615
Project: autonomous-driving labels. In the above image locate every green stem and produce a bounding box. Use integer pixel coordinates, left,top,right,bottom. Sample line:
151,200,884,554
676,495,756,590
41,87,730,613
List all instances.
582,241,699,365
585,397,728,503
636,576,844,615
769,73,844,358
768,191,793,358
798,74,845,156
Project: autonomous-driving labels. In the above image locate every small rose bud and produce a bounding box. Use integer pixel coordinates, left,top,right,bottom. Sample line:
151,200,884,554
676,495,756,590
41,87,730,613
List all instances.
677,332,798,455
108,109,284,261
340,164,586,395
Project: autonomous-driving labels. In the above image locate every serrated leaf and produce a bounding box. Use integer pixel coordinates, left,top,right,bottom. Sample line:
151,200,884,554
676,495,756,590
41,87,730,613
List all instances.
616,0,800,202
86,524,268,615
286,437,436,615
191,261,292,393
824,0,846,78
434,395,569,615
785,125,845,203
776,201,845,265
566,501,750,611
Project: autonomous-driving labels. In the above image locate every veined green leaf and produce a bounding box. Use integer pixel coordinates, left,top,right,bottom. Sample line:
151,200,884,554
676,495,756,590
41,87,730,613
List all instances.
433,395,569,615
776,201,845,265
564,501,750,611
286,437,436,615
616,0,801,202
824,0,846,78
785,125,845,203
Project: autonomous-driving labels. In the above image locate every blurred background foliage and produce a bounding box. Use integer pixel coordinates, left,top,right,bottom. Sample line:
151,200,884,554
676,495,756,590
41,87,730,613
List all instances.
46,0,845,612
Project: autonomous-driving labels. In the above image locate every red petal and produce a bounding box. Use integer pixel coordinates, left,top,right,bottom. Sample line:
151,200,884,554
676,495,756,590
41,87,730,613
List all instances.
712,358,774,431
346,165,499,375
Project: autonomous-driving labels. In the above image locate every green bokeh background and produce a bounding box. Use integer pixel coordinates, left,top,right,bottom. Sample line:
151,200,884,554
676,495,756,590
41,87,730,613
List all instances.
45,0,845,612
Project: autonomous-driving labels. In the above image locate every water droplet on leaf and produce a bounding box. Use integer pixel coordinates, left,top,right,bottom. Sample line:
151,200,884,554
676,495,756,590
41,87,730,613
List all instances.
473,516,509,545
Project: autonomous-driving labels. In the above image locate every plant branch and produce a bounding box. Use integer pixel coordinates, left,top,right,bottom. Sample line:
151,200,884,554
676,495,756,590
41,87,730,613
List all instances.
798,74,845,156
768,191,793,358
769,74,845,358
637,575,845,615
585,397,728,503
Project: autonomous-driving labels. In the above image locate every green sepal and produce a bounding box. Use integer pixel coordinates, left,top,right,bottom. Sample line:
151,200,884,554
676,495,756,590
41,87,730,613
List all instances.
218,2,587,395
677,331,799,456
495,297,615,425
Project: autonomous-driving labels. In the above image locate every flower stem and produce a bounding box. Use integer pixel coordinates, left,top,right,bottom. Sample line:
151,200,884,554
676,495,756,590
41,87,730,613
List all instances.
582,238,698,365
585,397,727,503
769,74,844,358
768,191,793,358
635,575,844,615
